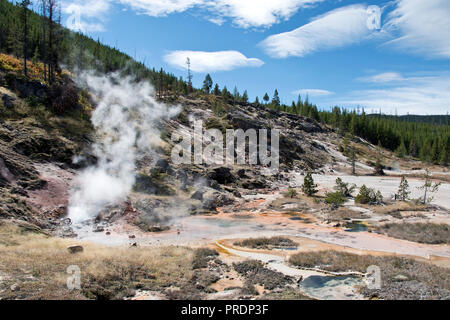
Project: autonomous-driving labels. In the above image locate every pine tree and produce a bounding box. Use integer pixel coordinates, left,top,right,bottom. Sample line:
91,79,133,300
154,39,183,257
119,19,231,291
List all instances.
396,138,407,158
213,83,220,95
19,0,31,77
409,139,418,157
302,172,318,197
32,46,40,64
439,143,448,166
242,90,248,103
272,89,280,106
374,141,385,175
350,148,356,175
263,92,269,104
202,74,213,93
254,96,259,105
233,86,239,102
419,169,441,204
396,176,411,201
430,139,439,164
221,86,231,102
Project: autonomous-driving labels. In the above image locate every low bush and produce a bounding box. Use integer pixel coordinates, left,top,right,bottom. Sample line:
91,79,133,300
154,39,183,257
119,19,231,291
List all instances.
234,237,297,249
355,185,383,205
284,188,298,199
375,223,450,244
325,191,346,207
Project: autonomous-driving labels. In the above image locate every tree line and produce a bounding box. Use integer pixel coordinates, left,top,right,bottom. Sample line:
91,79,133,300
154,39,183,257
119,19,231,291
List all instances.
201,73,448,166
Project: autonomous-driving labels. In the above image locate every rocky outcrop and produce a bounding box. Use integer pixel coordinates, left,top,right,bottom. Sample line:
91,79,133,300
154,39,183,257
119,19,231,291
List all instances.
1,94,15,109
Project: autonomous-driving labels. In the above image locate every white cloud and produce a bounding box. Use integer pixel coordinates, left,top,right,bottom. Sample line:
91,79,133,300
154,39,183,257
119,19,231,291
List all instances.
292,89,334,97
163,50,264,72
118,0,203,16
118,0,323,28
207,0,324,28
384,0,450,59
337,73,450,115
260,4,382,58
62,0,323,31
63,0,110,32
358,72,405,83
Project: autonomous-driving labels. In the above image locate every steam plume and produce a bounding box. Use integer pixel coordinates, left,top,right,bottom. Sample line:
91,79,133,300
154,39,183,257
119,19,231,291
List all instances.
68,73,180,222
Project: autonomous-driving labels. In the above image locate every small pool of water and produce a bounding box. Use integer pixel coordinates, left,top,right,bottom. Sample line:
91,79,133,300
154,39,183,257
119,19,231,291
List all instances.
273,246,298,251
300,275,363,300
344,221,368,232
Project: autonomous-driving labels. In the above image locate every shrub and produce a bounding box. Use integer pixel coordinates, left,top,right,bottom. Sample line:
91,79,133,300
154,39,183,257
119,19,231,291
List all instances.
325,191,346,207
334,178,356,197
49,82,80,114
284,188,297,198
396,176,411,201
302,172,318,197
375,223,450,244
355,185,383,205
234,237,297,249
192,248,219,269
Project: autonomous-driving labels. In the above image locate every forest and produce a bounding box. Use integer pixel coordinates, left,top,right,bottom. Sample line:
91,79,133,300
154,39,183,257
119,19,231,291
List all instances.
0,0,448,166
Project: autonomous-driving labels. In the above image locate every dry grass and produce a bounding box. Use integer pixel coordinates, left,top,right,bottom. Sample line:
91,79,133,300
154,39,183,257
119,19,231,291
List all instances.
234,237,297,250
233,260,292,291
289,250,450,300
375,223,450,244
373,201,430,217
0,222,193,300
258,287,313,300
326,207,368,222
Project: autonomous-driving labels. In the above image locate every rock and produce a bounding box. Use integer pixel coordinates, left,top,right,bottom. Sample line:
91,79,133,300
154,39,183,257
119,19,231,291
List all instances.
208,167,236,185
393,275,409,282
93,226,104,233
67,245,84,254
191,190,205,201
17,178,47,190
10,283,18,292
155,159,170,173
129,234,136,239
202,191,234,211
133,172,175,196
237,169,247,178
147,225,170,232
1,94,15,109
232,190,242,198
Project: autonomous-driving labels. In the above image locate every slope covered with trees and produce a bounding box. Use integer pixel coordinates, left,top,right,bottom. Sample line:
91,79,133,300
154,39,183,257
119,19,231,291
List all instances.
1,0,448,166
0,0,188,94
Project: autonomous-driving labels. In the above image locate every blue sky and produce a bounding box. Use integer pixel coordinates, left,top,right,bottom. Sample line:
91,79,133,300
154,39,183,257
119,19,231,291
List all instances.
36,1,450,114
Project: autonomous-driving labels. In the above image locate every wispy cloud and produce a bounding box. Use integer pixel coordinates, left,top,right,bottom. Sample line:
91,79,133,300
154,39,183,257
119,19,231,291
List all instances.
118,0,323,28
336,72,450,115
62,0,323,32
292,89,334,97
358,72,405,83
260,4,382,58
63,0,111,32
383,0,450,59
118,0,203,17
206,0,324,28
163,50,264,72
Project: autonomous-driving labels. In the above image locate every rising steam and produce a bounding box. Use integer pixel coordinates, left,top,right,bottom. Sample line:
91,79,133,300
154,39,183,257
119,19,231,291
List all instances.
68,73,180,223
